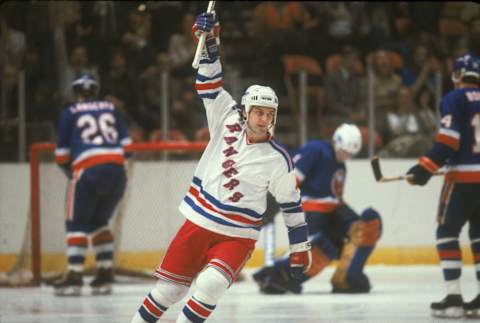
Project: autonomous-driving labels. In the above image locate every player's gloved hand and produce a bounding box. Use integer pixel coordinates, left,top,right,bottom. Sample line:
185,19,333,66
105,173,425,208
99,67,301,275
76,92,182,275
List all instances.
406,164,432,186
192,12,220,42
289,241,312,279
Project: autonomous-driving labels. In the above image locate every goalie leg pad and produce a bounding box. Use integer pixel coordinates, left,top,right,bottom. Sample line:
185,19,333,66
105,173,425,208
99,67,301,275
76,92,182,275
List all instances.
307,232,336,278
306,245,332,277
349,208,382,247
331,209,381,293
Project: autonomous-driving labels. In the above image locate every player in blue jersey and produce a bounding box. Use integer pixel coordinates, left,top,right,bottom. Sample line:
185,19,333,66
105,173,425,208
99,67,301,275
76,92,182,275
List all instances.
406,54,480,319
52,74,131,296
253,124,382,294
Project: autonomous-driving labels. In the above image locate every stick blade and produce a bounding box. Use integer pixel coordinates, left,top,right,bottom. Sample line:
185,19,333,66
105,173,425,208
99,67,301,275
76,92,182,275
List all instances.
370,156,383,181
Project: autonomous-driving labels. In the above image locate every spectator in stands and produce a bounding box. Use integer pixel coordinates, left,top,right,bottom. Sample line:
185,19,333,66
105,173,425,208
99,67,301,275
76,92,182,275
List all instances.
121,5,155,74
0,63,20,160
252,1,312,87
401,43,440,101
371,49,403,143
0,12,26,67
380,87,436,157
469,16,480,57
137,53,171,133
324,45,366,128
100,48,141,130
168,13,196,78
306,2,371,58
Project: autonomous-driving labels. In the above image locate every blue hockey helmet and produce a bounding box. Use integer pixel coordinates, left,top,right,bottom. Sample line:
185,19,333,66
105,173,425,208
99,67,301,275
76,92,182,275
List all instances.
451,54,480,83
71,73,99,96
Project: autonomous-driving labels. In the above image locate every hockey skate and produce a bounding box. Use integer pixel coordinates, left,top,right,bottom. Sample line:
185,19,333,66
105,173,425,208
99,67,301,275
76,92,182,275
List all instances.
332,272,371,294
53,270,83,296
253,267,302,295
90,267,114,295
464,294,480,318
430,294,464,318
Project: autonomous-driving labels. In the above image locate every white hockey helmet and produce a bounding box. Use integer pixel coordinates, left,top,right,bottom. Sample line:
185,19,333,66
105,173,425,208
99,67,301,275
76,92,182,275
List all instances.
241,85,279,130
332,123,362,155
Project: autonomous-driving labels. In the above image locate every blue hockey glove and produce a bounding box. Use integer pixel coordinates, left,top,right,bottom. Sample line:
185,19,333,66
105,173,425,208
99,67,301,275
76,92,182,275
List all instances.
406,164,432,186
192,12,219,42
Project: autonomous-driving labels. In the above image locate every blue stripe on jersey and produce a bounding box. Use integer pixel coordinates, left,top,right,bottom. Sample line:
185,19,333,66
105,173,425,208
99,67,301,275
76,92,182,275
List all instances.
192,177,262,218
269,140,293,171
283,206,303,214
279,199,302,209
199,93,220,99
288,224,308,244
196,72,223,82
184,195,261,231
200,57,218,64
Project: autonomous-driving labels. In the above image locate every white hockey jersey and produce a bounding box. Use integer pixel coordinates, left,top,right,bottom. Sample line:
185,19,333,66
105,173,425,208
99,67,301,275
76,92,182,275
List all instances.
179,58,308,242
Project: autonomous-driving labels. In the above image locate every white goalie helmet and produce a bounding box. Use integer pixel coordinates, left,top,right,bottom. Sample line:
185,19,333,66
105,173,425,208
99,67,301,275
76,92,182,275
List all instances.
241,85,279,130
332,123,362,155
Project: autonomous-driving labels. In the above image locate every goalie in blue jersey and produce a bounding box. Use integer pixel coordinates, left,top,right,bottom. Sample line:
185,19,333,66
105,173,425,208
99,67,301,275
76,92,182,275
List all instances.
53,74,131,296
253,123,382,294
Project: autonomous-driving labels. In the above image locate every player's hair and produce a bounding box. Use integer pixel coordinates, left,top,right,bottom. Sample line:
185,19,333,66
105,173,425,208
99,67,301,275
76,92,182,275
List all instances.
71,74,99,99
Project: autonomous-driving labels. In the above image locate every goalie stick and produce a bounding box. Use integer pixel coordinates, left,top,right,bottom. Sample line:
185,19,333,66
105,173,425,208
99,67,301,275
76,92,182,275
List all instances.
370,155,445,183
192,1,216,69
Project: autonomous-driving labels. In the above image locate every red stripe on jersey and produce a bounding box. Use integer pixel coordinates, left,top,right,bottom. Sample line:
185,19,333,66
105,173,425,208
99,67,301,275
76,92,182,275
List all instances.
143,298,163,317
189,186,262,226
438,250,461,259
187,299,211,318
302,201,338,213
73,154,124,171
419,156,440,173
435,133,459,150
195,80,222,90
446,171,480,183
67,236,88,247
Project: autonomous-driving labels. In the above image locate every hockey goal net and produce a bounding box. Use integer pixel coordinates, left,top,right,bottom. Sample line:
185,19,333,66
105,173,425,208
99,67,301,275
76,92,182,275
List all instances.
1,141,206,286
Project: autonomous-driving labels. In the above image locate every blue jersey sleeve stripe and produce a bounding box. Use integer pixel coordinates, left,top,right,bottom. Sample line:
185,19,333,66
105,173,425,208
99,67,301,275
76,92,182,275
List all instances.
199,92,220,100
269,140,293,171
196,72,223,82
282,206,303,214
279,199,302,209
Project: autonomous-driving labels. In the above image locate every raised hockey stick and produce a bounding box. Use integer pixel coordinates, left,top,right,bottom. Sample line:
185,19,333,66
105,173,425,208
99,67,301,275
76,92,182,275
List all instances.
370,155,445,183
192,1,216,69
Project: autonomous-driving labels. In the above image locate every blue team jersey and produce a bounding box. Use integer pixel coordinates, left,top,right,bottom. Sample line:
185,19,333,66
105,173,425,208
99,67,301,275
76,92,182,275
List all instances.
55,100,131,172
292,140,346,213
427,87,480,182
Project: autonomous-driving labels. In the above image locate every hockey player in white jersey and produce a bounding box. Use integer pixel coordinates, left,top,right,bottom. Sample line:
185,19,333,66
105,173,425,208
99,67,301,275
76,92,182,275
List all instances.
130,11,311,323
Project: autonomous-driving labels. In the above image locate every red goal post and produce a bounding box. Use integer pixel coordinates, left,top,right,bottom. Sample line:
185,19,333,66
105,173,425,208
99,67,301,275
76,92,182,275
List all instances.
26,141,206,286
